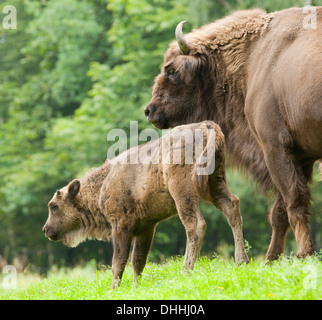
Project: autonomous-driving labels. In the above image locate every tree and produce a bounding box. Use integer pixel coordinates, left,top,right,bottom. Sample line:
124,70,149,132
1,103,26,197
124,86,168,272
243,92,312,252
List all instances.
0,0,112,269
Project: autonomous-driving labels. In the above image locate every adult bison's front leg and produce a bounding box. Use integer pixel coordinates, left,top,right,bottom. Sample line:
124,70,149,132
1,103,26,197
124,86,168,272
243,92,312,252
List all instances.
261,142,315,259
246,96,315,259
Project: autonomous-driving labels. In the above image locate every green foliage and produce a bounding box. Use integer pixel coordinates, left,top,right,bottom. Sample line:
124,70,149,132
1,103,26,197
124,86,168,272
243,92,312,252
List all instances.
0,0,321,272
1,256,321,299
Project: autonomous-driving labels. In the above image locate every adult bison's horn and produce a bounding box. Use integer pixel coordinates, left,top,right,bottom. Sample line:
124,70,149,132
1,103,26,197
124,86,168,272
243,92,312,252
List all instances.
175,21,190,55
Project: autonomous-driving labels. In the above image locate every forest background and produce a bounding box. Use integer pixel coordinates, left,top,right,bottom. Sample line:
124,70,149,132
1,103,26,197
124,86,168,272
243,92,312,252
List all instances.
0,0,321,273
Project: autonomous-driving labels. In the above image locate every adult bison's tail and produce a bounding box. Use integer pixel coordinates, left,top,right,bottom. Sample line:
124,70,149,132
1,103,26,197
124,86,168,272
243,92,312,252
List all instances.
192,121,224,202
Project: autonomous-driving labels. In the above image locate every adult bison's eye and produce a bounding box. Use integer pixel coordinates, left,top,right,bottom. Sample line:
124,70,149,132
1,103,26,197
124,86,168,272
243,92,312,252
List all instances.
167,69,176,77
51,205,59,213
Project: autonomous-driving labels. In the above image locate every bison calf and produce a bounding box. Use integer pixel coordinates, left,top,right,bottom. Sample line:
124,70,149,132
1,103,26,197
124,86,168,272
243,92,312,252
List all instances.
43,121,248,288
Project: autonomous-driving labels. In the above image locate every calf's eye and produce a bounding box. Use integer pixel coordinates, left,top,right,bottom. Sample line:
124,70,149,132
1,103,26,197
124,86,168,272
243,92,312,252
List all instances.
51,205,59,213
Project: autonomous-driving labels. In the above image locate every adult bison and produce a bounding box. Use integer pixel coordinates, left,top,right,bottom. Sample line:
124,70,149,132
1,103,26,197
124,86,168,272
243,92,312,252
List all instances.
144,8,322,260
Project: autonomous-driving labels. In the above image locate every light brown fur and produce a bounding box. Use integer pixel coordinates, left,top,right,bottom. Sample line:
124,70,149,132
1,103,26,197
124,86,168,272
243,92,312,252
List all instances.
43,121,249,288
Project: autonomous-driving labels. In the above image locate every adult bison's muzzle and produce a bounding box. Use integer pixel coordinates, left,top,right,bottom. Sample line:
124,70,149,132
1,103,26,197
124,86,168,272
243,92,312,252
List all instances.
144,103,159,124
144,103,169,129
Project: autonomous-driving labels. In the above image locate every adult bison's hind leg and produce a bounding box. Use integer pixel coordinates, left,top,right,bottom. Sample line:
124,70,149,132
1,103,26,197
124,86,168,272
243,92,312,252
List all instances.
262,145,315,259
266,194,291,261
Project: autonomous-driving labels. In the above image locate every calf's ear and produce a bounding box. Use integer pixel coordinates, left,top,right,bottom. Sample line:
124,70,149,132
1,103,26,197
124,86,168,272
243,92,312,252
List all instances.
68,179,80,200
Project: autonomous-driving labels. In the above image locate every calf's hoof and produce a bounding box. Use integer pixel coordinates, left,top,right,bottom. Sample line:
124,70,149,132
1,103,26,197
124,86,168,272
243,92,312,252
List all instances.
235,254,249,265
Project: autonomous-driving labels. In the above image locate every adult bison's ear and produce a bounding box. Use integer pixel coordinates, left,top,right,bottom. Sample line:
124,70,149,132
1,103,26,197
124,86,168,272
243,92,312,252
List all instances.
68,179,80,200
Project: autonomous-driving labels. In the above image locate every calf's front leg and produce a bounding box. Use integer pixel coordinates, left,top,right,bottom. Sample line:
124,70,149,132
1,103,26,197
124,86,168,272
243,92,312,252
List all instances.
111,225,132,289
131,225,156,285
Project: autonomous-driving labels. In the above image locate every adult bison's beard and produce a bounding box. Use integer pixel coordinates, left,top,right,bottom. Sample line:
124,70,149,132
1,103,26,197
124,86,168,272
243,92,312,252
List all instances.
150,112,170,129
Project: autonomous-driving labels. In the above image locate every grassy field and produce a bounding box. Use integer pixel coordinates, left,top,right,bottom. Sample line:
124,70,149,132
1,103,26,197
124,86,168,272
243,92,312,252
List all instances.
0,255,321,300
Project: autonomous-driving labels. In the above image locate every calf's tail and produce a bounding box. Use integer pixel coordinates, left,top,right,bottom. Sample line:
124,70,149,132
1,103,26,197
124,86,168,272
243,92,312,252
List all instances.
192,121,224,202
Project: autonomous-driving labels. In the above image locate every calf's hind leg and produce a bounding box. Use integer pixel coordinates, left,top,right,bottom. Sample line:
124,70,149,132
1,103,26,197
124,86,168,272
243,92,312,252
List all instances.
179,202,207,271
169,184,206,271
211,178,249,264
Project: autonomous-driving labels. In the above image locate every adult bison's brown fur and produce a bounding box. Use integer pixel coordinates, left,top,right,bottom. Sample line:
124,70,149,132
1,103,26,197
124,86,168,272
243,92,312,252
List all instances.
43,121,249,288
145,8,322,260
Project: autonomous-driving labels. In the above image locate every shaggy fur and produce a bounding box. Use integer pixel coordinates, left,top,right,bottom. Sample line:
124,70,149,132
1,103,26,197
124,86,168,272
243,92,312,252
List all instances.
43,121,249,288
145,8,322,260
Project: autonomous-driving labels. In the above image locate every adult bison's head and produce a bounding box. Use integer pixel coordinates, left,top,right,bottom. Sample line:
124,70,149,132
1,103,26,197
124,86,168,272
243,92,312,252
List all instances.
145,21,216,129
43,180,86,248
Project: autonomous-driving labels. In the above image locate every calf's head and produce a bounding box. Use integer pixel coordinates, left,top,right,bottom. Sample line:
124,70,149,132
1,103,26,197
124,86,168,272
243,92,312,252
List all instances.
144,21,216,129
43,179,85,248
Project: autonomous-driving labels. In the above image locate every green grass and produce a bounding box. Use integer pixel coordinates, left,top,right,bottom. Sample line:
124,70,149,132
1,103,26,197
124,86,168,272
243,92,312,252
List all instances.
0,256,321,300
